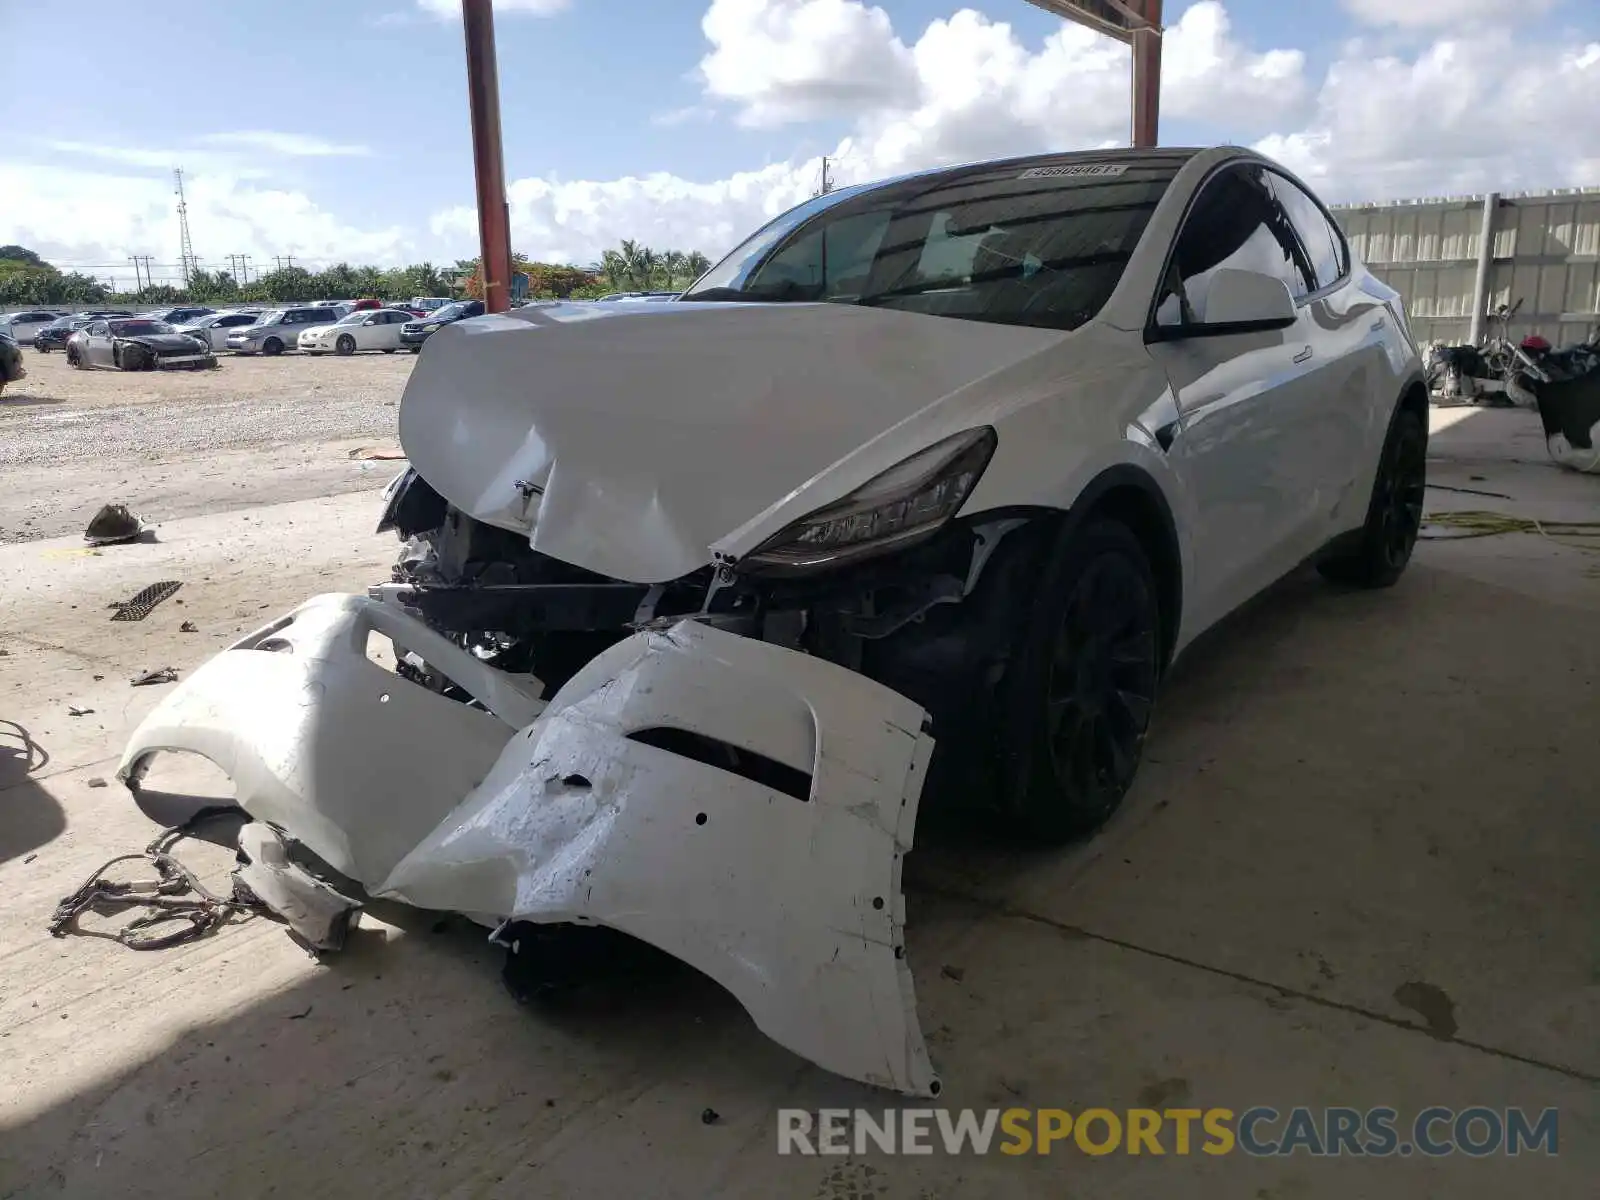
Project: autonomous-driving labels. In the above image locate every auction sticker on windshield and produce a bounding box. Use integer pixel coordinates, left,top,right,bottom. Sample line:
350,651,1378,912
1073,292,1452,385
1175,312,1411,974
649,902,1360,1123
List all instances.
1016,163,1129,179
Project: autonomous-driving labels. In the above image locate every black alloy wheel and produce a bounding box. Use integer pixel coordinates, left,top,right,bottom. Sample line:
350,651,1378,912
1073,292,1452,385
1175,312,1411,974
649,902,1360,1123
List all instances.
336,334,356,356
262,337,284,356
1000,518,1161,842
1318,406,1427,588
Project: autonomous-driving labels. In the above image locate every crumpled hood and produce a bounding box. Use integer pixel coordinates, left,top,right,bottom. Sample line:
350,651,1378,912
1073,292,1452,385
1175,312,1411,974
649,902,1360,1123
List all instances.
122,333,208,352
398,300,1061,583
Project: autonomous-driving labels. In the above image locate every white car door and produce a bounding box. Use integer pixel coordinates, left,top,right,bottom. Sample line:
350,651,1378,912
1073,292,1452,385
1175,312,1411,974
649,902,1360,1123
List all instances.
1264,171,1397,538
1144,163,1332,633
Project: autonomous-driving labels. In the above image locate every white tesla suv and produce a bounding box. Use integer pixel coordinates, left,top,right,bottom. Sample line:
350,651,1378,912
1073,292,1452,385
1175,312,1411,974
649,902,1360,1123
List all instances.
120,146,1426,1096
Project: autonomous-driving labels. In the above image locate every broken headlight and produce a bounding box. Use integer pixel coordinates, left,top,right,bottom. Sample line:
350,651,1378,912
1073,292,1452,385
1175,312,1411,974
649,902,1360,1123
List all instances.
740,427,997,576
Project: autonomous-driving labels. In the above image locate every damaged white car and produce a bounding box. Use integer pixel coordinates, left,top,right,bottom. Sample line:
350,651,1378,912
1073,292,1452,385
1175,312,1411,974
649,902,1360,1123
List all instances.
119,146,1426,1096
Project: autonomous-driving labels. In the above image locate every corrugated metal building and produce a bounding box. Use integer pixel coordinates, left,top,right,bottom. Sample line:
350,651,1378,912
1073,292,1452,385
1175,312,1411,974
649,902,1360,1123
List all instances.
1332,188,1600,349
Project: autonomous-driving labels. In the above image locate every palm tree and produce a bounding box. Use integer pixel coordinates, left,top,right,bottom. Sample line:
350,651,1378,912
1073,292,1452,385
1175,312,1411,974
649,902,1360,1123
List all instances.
684,250,712,282
659,249,687,290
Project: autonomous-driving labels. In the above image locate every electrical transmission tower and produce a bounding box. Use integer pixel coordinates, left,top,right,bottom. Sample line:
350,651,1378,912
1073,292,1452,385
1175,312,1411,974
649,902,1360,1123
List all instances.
173,168,198,287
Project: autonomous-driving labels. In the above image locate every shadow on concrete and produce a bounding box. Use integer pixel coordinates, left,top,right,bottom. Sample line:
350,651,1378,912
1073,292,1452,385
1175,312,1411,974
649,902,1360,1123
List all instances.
0,895,790,1198
0,720,65,865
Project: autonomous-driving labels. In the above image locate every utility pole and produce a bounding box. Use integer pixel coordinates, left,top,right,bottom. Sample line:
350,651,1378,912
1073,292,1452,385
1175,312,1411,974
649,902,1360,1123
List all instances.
173,167,198,287
271,254,295,272
128,255,154,293
815,156,835,197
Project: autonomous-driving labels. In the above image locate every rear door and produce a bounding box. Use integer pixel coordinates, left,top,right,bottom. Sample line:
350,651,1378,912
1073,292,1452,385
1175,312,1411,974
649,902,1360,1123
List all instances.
1144,163,1328,631
1263,171,1392,535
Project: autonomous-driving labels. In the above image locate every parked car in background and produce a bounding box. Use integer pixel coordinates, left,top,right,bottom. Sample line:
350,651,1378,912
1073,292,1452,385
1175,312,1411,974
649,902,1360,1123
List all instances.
80,309,136,319
0,309,67,344
351,298,383,311
400,299,483,351
409,297,452,313
174,310,264,350
33,313,96,352
384,303,427,318
149,305,217,326
225,307,341,355
0,330,24,395
66,317,216,370
298,308,410,355
593,292,680,303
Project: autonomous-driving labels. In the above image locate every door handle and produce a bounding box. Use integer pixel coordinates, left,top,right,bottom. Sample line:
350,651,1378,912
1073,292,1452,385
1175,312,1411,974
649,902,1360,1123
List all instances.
1293,346,1313,363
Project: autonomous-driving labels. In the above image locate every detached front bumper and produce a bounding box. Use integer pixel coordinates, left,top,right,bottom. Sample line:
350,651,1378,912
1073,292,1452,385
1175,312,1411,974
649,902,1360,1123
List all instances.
118,594,939,1095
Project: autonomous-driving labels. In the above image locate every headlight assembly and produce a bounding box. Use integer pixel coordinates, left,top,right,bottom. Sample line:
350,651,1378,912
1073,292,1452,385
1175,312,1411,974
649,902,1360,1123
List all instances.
739,427,997,576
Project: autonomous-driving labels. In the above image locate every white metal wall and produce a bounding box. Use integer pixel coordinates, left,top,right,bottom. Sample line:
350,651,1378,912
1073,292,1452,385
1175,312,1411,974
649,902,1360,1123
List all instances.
1333,188,1600,348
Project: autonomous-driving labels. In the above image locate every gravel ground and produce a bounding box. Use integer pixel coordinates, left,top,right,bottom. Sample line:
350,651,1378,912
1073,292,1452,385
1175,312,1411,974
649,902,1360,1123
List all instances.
0,349,413,541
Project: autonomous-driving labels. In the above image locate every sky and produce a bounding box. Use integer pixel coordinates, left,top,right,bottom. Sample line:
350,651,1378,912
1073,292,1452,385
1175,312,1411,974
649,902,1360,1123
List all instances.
1,0,1596,290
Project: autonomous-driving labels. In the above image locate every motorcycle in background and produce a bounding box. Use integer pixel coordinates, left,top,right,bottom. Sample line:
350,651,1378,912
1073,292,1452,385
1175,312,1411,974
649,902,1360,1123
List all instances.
1426,299,1544,406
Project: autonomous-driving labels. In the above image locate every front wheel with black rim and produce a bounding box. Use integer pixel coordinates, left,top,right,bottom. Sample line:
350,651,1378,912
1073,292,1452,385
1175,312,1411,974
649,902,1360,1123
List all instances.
66,347,82,369
1318,406,1427,589
262,337,284,356
995,518,1161,843
336,334,356,356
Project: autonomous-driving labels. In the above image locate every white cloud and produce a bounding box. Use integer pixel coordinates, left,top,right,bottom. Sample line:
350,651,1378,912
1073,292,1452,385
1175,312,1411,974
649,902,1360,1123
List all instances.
1255,32,1600,201
198,131,374,158
0,163,412,285
414,0,570,19
1342,0,1557,29
699,0,919,126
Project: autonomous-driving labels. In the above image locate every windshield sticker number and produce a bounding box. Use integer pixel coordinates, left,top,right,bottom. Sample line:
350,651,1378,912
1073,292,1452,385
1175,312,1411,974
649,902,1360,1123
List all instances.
1017,163,1130,180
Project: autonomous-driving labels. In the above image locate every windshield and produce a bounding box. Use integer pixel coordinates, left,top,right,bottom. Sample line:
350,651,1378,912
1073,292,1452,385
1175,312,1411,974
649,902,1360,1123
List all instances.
430,303,470,321
681,158,1177,332
336,311,368,325
110,320,175,336
253,311,285,326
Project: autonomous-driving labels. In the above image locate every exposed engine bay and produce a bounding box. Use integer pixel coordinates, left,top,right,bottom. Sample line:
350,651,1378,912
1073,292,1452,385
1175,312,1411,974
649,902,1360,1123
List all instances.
374,466,1042,807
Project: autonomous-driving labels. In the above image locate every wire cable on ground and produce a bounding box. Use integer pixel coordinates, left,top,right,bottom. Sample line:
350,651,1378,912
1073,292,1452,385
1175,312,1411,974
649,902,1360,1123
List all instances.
1421,509,1600,553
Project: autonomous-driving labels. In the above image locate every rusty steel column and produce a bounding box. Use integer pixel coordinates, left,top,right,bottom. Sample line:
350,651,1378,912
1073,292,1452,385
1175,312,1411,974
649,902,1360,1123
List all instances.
1130,0,1162,148
462,0,512,313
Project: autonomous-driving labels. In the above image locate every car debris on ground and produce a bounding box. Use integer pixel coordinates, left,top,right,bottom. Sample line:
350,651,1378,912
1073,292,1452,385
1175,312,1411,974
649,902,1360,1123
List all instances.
83,503,145,546
109,581,183,622
129,666,179,686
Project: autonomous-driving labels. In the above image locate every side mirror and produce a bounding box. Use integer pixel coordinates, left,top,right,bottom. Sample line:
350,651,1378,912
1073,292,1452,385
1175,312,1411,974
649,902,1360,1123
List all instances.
1150,268,1297,341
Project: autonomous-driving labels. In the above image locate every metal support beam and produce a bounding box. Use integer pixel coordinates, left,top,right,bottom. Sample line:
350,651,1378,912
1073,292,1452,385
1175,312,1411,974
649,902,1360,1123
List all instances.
462,0,512,314
1468,192,1499,344
1130,0,1162,147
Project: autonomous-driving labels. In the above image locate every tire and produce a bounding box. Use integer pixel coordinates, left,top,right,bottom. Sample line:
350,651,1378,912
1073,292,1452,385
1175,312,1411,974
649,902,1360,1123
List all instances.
382,348,396,354
993,518,1161,843
1317,406,1427,589
35,345,50,354
66,346,83,369
336,334,356,356
407,345,421,354
262,337,284,356
116,344,147,371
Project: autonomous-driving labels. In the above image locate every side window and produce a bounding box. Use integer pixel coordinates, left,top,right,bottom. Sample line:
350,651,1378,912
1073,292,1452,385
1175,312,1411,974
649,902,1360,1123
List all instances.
221,314,250,328
746,210,893,301
1266,172,1345,292
89,321,108,336
1157,164,1311,324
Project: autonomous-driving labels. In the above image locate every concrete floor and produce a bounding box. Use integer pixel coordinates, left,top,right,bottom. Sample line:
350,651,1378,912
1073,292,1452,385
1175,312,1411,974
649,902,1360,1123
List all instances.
0,406,1595,1198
